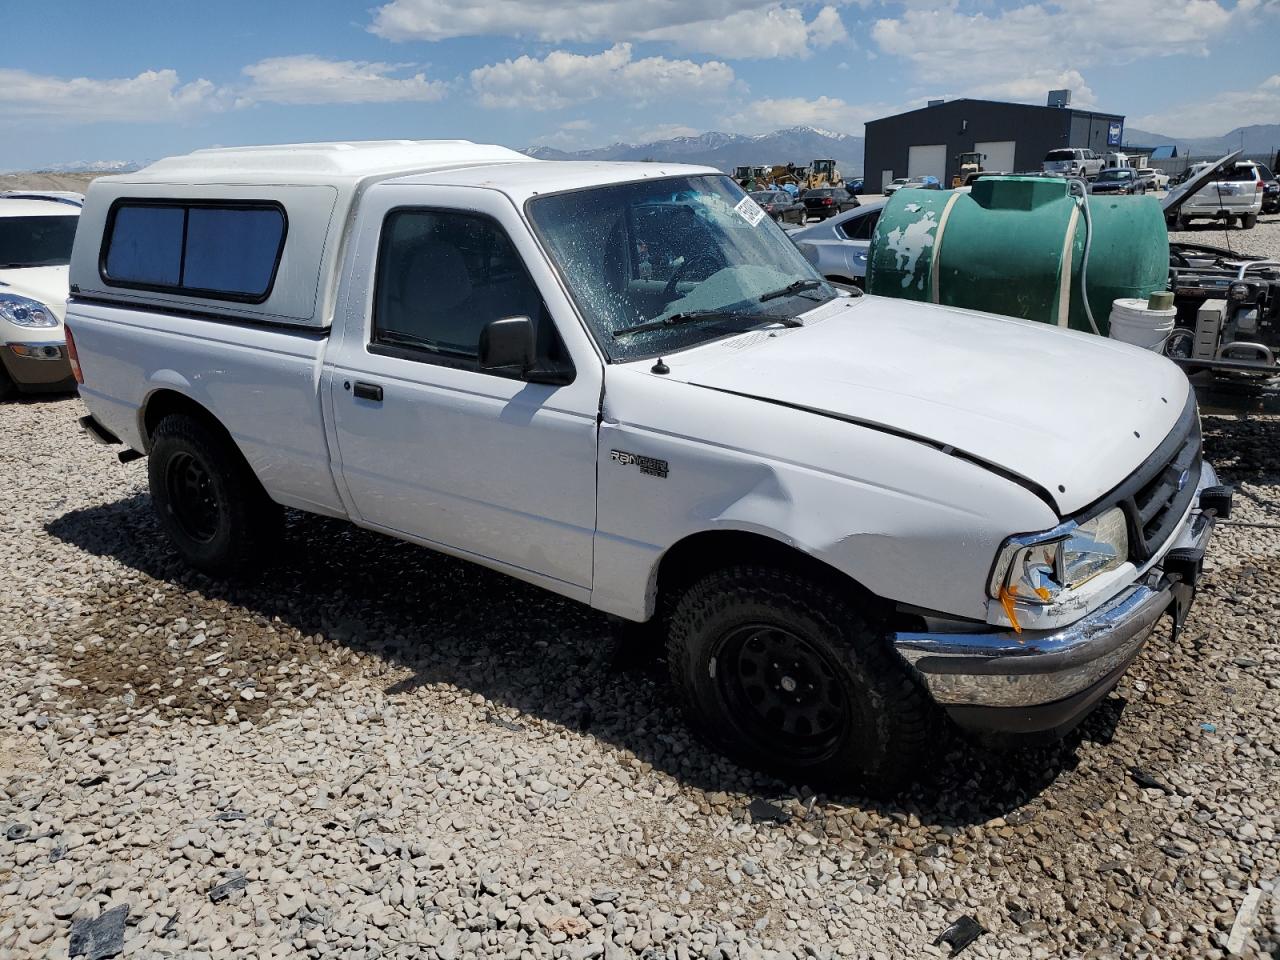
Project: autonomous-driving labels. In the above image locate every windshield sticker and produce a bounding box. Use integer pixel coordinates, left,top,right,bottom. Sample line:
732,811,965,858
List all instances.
734,196,767,227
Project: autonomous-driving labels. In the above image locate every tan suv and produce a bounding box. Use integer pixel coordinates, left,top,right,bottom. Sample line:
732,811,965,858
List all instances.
0,193,80,399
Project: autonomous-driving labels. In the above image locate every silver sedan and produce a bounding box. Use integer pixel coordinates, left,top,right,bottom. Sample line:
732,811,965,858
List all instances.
788,200,885,287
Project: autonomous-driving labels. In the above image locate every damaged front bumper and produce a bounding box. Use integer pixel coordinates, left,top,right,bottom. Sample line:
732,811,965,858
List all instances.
892,463,1232,735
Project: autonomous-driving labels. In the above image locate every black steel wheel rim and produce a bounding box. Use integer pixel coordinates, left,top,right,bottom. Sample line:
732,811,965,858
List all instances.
715,623,850,761
166,451,221,543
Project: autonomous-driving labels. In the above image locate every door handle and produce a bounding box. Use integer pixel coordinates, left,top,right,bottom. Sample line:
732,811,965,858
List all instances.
353,381,383,402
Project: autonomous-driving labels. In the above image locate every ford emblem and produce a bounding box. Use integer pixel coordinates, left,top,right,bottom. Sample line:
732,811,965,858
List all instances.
1176,469,1190,492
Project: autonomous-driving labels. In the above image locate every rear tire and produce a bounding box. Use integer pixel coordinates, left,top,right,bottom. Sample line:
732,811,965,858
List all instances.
666,566,937,794
148,414,282,577
1242,214,1258,230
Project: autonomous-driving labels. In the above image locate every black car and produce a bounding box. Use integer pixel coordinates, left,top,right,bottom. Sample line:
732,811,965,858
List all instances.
801,187,859,220
1089,168,1147,195
749,190,806,225
1258,163,1280,214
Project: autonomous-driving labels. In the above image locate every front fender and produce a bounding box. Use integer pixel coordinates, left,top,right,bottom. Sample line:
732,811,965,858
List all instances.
592,372,1056,622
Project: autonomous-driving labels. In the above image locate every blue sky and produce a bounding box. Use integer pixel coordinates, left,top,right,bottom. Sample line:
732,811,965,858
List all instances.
1,0,1278,170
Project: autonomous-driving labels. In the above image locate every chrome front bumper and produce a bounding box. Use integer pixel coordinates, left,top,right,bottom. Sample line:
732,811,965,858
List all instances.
893,464,1230,733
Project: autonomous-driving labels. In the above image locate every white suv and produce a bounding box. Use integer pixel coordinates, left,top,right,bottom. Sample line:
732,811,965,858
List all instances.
1043,148,1103,179
1173,161,1264,230
0,193,80,398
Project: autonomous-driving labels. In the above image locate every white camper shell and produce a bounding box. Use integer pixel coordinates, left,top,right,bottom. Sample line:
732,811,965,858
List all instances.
69,140,536,329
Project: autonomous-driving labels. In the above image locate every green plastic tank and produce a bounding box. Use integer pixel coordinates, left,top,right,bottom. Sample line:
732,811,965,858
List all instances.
866,176,1168,336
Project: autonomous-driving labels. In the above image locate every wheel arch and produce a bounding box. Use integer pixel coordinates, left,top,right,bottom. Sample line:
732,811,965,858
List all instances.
651,528,888,622
140,388,235,454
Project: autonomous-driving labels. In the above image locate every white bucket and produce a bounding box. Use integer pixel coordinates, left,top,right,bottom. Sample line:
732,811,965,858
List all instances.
1108,297,1176,352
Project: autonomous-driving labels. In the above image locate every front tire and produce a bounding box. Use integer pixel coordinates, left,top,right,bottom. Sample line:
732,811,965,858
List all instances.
666,566,936,793
148,414,282,577
0,365,17,402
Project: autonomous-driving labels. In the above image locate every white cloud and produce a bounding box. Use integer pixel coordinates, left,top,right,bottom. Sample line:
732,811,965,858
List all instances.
372,0,847,58
871,0,1247,107
241,55,448,105
1133,74,1280,136
0,56,453,127
631,123,701,142
721,95,893,135
531,119,600,149
807,5,848,45
0,68,229,124
470,44,735,111
642,5,846,58
966,70,1098,110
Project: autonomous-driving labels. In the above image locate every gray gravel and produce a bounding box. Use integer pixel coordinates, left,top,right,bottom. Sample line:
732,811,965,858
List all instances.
1172,206,1280,259
2,390,1279,959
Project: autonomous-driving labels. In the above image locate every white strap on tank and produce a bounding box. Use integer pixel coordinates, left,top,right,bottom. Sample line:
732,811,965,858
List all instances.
929,191,962,304
1056,204,1081,327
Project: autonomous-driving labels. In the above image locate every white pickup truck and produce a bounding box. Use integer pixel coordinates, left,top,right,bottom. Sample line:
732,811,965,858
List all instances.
67,140,1231,790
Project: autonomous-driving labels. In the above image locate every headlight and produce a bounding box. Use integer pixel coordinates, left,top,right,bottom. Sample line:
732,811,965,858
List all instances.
0,294,59,328
989,507,1129,610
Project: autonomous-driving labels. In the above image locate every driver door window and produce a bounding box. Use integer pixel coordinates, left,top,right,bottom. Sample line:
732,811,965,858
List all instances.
372,209,566,374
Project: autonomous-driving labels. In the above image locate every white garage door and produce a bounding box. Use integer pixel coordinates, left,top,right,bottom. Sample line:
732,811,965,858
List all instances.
907,144,947,183
975,140,1016,174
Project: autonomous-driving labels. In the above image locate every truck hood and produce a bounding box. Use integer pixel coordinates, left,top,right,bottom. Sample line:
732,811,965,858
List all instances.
664,296,1190,515
0,265,70,324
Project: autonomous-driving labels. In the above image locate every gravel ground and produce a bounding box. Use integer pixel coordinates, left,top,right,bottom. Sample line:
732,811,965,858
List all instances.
1173,206,1280,259
2,391,1279,960
0,173,100,194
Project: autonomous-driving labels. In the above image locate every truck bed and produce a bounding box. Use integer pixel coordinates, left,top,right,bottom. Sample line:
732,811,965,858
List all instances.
69,300,347,518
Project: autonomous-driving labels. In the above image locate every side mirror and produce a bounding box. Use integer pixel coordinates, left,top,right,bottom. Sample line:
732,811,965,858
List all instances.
478,316,575,386
479,316,534,373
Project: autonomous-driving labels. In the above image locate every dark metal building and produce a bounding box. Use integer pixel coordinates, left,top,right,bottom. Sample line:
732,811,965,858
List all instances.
864,97,1126,191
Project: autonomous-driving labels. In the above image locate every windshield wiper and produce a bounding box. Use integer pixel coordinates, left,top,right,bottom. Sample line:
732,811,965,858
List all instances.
612,309,801,340
758,279,825,303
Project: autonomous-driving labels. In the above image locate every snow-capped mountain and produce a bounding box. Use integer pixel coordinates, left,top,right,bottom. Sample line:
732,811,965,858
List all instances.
34,160,144,174
523,126,865,176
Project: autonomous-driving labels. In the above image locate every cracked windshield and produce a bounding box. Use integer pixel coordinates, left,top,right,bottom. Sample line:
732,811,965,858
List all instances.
528,174,836,360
